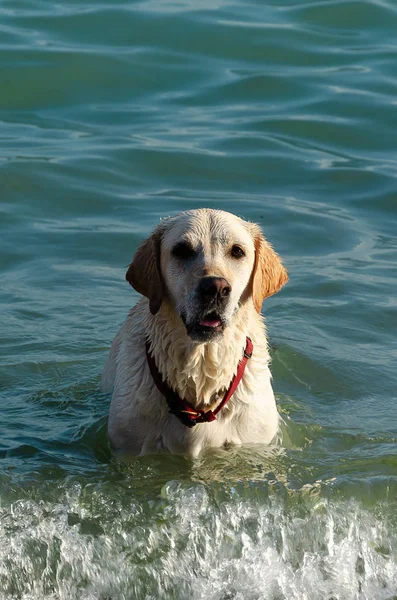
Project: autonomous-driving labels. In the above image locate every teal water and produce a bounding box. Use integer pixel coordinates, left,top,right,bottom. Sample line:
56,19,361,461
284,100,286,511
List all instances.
1,0,397,597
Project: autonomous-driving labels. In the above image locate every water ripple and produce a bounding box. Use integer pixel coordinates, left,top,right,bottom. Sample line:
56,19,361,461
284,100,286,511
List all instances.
1,0,397,595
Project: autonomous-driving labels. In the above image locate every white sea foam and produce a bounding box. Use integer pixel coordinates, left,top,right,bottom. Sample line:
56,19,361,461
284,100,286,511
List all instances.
1,480,397,600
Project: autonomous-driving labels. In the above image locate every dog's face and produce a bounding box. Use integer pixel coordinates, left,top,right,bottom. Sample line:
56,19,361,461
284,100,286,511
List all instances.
160,210,258,341
126,209,288,342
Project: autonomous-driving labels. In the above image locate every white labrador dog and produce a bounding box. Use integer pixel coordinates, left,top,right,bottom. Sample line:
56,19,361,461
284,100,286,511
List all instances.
101,208,288,457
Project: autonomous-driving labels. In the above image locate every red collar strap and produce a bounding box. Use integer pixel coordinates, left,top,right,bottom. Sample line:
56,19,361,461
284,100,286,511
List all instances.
146,337,253,428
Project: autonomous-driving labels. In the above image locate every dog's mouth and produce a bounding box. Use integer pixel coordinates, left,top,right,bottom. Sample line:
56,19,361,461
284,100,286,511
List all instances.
183,310,225,341
199,313,222,329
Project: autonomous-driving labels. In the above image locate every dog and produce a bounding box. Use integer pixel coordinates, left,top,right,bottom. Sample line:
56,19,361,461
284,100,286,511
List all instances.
100,208,288,457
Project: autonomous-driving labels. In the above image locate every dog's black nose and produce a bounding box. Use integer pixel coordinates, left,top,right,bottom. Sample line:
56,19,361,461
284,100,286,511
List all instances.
197,277,231,303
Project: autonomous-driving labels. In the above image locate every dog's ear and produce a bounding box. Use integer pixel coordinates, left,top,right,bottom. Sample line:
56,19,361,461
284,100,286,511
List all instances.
251,229,288,313
126,227,164,315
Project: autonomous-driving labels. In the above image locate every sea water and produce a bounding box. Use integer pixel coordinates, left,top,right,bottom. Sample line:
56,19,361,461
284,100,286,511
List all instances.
1,0,397,597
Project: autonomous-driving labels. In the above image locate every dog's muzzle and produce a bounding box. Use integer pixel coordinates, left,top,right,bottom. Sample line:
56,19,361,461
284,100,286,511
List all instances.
183,276,232,342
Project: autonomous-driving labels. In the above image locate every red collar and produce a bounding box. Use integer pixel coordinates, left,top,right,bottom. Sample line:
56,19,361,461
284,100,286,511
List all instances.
146,337,253,428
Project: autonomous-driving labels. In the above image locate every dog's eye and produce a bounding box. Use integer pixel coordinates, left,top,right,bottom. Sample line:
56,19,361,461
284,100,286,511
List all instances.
172,242,196,260
231,245,245,259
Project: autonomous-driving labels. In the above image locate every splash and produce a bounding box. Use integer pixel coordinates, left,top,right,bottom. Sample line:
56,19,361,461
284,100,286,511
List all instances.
1,478,396,600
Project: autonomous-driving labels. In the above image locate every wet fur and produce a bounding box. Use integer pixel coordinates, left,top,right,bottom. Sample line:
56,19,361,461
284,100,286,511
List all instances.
101,209,288,457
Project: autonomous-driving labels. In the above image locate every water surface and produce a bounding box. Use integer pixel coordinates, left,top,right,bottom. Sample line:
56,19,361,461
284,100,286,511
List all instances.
1,0,397,598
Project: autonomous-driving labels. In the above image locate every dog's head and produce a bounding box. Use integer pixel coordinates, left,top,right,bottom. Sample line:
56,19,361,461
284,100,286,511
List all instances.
126,209,288,342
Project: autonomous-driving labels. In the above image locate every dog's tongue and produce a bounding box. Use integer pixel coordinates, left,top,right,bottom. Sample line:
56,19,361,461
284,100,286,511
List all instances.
200,318,221,328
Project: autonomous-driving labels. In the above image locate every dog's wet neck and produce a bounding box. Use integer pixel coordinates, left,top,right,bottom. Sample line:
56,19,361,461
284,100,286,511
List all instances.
144,302,254,409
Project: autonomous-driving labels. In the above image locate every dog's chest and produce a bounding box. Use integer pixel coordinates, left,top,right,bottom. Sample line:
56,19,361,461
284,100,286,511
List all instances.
164,346,243,409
